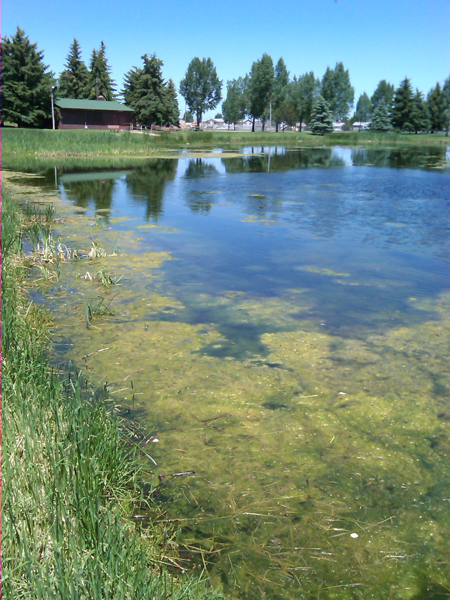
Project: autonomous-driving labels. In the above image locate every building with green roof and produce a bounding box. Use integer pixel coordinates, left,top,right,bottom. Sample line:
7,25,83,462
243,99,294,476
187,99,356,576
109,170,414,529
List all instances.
55,98,134,130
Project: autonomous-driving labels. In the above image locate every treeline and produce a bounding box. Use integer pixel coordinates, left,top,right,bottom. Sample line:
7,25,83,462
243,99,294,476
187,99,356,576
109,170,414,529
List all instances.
1,27,449,134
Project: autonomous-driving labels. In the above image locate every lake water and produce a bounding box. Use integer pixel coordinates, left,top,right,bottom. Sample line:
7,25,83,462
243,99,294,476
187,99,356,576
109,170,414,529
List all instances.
9,145,450,599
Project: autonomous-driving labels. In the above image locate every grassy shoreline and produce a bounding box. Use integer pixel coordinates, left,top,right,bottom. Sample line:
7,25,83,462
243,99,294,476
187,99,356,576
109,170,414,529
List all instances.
2,127,449,159
1,184,222,599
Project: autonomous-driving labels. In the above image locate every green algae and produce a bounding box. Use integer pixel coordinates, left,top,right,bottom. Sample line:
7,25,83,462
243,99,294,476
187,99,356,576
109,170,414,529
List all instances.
15,169,450,599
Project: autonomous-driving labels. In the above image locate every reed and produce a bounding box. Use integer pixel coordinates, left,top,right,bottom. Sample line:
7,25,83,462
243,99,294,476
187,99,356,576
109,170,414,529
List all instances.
1,187,223,599
2,127,448,159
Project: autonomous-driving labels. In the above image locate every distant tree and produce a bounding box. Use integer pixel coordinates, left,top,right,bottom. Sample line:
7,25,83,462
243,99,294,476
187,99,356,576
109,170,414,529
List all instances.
321,62,354,121
443,76,450,135
354,92,372,127
371,80,395,111
288,72,320,130
165,79,180,125
179,57,222,127
222,76,248,129
123,55,178,126
87,41,116,100
272,57,289,131
215,112,222,119
275,100,298,129
1,27,55,127
368,101,393,132
309,95,334,135
249,53,274,131
183,110,194,122
427,83,447,133
58,39,89,98
410,90,429,133
392,78,415,131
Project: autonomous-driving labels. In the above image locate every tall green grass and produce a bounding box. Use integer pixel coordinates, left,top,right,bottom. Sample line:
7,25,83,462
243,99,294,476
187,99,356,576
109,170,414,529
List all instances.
1,187,223,599
2,128,448,158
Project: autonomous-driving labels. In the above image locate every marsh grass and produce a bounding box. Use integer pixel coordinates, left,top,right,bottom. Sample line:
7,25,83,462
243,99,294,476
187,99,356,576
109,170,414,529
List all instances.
2,128,448,159
1,187,223,599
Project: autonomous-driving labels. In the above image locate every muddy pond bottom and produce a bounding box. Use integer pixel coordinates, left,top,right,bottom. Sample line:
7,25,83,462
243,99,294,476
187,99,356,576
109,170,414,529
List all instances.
12,146,450,599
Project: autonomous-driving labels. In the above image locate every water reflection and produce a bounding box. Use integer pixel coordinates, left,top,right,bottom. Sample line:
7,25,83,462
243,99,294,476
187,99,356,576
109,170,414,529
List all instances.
223,147,345,173
125,160,178,221
61,172,121,214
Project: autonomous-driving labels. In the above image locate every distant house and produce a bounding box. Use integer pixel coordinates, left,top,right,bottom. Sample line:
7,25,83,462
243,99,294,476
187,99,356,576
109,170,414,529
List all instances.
55,98,134,130
203,117,226,129
352,121,370,131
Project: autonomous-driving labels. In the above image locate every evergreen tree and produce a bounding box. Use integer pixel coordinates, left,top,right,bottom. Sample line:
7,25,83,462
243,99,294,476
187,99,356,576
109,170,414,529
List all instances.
272,57,289,131
165,79,180,125
309,95,334,135
58,39,89,98
321,62,354,121
183,110,194,122
392,77,414,131
368,101,393,132
249,53,274,131
123,55,178,126
179,57,222,127
427,83,447,133
222,76,248,129
410,90,429,133
87,41,116,100
354,92,372,126
1,27,55,127
371,80,395,111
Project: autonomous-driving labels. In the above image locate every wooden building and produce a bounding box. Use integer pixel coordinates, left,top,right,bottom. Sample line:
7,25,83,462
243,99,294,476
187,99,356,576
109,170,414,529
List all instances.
55,98,134,130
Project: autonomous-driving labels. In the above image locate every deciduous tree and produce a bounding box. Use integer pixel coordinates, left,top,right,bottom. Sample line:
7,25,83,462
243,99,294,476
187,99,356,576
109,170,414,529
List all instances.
443,76,450,135
222,76,248,129
179,57,222,127
0,27,55,127
249,54,274,131
272,57,289,131
321,62,354,121
354,92,372,127
58,39,89,98
309,95,334,135
371,80,395,111
288,72,320,130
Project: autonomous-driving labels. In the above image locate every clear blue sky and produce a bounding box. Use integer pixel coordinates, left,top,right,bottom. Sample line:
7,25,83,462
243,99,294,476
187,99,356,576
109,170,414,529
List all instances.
3,0,450,118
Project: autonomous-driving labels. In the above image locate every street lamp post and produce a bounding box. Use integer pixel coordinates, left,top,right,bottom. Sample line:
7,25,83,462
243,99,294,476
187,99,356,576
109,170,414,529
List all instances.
51,85,57,130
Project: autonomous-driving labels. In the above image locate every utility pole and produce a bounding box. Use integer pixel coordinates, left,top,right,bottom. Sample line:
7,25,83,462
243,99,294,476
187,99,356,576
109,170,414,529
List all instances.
51,85,57,130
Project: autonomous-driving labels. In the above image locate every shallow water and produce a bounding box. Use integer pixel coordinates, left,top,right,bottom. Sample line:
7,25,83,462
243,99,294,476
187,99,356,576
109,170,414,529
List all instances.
9,146,450,599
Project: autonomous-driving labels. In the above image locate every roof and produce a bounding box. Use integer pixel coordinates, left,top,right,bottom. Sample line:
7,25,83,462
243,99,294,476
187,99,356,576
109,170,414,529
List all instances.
55,98,134,112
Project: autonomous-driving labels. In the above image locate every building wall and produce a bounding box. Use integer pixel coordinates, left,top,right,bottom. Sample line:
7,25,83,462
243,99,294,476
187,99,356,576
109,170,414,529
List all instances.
59,108,132,130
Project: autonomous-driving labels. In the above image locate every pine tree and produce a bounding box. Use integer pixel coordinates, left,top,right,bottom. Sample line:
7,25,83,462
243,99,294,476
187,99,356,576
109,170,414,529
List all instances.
58,39,89,98
1,27,55,127
123,55,179,126
427,83,447,133
321,62,354,121
392,78,414,131
164,79,180,125
368,101,393,132
87,42,116,100
410,90,429,133
309,95,334,135
272,57,289,131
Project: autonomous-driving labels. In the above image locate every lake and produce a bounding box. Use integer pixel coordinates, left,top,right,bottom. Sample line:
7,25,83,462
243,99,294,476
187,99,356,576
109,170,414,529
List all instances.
9,145,450,599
